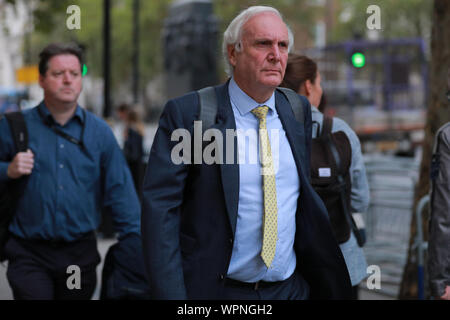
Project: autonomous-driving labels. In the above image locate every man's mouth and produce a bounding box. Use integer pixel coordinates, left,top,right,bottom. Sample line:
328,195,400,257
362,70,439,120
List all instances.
263,69,281,74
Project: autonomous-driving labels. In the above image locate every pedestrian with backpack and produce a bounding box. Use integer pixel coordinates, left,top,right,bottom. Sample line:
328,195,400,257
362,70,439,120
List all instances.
0,43,140,300
281,54,370,299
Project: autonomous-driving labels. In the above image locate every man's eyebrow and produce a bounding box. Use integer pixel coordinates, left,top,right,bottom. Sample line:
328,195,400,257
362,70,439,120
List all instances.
253,38,280,44
253,37,289,42
254,37,272,42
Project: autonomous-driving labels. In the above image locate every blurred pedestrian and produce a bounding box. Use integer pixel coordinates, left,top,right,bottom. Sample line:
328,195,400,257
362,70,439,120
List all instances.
0,43,140,300
281,53,371,299
117,105,144,198
141,6,351,299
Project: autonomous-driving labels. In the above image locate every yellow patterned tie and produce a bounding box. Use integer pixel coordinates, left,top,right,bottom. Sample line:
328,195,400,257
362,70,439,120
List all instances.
251,106,278,268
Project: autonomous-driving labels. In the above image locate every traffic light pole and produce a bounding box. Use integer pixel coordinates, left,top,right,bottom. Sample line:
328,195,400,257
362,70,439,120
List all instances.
103,0,111,119
132,0,140,104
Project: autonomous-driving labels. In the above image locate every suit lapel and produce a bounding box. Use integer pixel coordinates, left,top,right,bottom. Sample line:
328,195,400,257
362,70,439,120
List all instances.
275,90,308,180
212,83,239,237
209,86,308,236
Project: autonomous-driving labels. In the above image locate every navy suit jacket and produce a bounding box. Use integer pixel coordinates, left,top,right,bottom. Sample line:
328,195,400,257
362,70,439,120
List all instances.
141,82,352,299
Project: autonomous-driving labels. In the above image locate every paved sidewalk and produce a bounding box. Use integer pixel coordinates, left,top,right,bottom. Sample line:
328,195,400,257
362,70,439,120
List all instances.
0,238,397,300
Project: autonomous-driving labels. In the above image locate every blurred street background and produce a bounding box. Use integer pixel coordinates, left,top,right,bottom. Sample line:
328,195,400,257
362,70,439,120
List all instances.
0,0,449,300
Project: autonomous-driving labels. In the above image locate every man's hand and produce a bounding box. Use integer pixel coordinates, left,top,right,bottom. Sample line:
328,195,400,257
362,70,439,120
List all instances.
439,286,450,300
7,149,34,179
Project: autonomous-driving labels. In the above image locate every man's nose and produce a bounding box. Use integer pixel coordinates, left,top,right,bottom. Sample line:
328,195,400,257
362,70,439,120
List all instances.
268,45,281,62
62,71,72,82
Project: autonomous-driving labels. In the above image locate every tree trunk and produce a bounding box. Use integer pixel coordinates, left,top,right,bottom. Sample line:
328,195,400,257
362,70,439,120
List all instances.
398,0,450,299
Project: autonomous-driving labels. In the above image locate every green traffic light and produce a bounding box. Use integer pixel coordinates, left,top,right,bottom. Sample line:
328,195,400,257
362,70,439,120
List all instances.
82,64,88,76
351,52,365,68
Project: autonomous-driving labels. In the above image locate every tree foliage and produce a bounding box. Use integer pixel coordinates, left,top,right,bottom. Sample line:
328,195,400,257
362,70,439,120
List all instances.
329,0,432,42
6,0,433,109
25,0,169,101
22,0,319,93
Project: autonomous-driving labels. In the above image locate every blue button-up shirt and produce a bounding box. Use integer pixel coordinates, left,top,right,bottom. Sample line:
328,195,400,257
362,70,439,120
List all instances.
0,102,140,241
226,78,299,282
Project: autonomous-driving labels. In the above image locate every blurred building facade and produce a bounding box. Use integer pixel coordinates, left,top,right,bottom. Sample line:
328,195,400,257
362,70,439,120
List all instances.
0,0,29,88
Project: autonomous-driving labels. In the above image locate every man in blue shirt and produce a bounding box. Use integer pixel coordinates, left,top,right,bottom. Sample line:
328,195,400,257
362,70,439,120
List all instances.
0,43,140,300
141,6,351,299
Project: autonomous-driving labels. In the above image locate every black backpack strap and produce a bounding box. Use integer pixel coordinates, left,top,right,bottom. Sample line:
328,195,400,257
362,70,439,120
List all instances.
323,116,344,174
5,112,28,153
277,87,304,125
197,86,218,129
321,115,333,138
312,120,320,138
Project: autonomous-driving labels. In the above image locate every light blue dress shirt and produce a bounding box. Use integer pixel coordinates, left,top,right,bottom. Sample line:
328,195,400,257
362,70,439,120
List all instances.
311,106,370,286
226,78,299,282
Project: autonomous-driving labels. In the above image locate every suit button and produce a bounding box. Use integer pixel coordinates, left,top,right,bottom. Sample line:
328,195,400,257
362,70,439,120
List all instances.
229,238,233,244
219,274,224,280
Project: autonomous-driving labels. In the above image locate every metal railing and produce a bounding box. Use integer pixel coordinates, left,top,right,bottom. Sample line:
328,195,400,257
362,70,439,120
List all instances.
362,155,420,297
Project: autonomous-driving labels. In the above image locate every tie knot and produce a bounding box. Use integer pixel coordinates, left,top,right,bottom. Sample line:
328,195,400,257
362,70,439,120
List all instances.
251,105,269,120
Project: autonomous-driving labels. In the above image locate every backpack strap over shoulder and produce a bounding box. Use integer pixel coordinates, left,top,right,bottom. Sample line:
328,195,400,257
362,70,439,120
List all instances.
197,86,218,130
321,115,333,138
5,112,28,153
276,87,304,125
322,116,344,175
198,86,305,129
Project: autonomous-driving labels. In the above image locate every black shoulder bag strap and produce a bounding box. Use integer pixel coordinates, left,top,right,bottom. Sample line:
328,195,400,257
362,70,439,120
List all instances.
4,111,29,196
5,112,28,153
37,107,86,150
323,116,365,247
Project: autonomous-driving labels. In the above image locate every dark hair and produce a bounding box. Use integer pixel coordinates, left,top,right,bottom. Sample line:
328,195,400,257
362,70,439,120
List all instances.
38,43,84,76
317,91,327,113
280,54,318,93
128,110,140,123
117,103,131,113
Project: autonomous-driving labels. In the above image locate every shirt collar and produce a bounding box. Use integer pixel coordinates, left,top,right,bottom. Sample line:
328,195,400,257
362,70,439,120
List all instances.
311,105,320,113
229,77,276,116
38,101,85,125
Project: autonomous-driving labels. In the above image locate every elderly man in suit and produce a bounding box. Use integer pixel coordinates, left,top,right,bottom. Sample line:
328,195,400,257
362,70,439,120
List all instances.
141,5,352,300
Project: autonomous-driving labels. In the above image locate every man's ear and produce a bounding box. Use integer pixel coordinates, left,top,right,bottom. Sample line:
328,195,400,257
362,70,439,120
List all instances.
227,44,237,68
38,74,44,89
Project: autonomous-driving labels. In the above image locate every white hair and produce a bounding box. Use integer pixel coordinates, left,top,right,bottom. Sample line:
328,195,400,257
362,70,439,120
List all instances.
222,6,294,77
